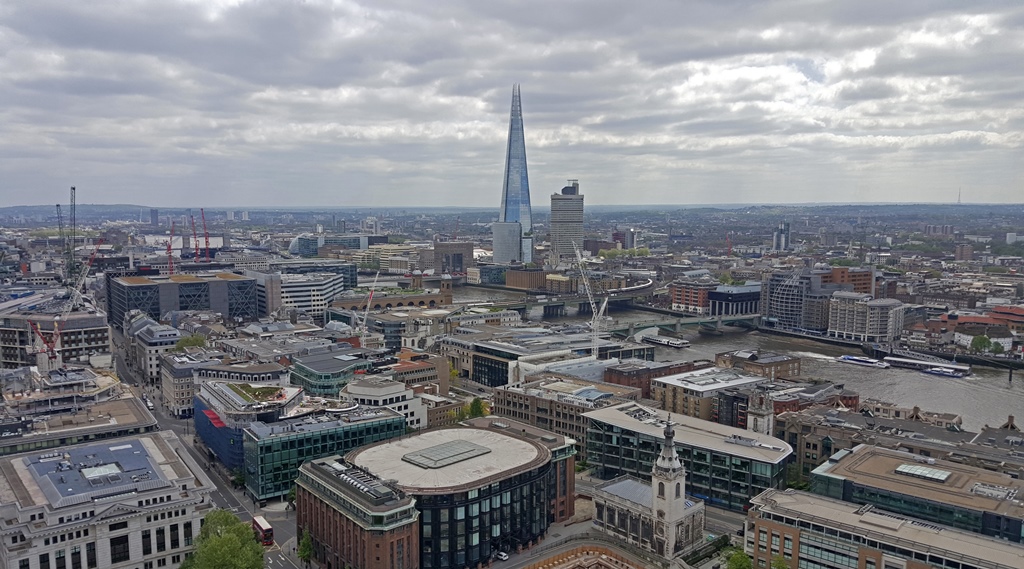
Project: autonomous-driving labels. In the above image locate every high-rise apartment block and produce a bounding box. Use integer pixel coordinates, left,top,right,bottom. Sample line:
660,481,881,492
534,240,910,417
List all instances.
549,180,584,263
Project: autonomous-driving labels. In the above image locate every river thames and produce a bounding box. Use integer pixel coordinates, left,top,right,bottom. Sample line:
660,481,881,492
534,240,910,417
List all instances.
453,286,1021,432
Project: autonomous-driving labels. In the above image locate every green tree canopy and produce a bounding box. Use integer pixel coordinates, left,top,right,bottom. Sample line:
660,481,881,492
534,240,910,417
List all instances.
970,335,992,353
297,529,313,567
991,342,1005,355
771,554,789,569
726,550,753,569
180,509,264,569
468,397,487,418
174,335,207,351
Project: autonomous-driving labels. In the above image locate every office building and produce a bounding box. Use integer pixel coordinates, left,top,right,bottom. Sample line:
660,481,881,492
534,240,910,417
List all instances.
584,402,792,511
592,419,705,559
492,222,524,265
827,292,905,343
243,406,406,501
760,270,851,334
775,404,979,481
668,276,719,314
498,85,532,239
492,375,640,455
342,377,425,430
347,417,576,568
245,270,348,323
603,359,714,399
650,367,771,421
107,272,258,331
159,349,224,419
771,221,791,252
132,322,181,385
0,290,110,369
493,84,533,266
549,180,584,263
438,326,653,388
427,241,475,274
707,282,762,316
715,349,802,379
0,432,214,569
150,208,159,226
288,345,383,396
746,489,1023,569
296,456,419,569
193,380,304,473
811,444,1024,543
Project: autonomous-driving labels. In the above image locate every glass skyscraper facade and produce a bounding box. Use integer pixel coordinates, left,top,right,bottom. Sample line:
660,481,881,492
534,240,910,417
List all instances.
498,84,532,235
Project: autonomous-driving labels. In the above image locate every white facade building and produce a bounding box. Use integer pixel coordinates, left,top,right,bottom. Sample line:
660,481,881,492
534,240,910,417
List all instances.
342,377,425,429
0,432,214,569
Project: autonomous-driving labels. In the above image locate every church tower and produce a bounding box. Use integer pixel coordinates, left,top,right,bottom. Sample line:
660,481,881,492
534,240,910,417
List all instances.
652,415,693,556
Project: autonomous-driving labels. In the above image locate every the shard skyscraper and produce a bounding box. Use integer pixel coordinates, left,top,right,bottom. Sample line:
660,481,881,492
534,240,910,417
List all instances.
494,84,534,264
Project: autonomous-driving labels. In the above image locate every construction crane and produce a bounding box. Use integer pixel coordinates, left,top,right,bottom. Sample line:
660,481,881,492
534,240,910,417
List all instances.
726,232,732,256
452,216,460,241
190,215,201,260
29,240,103,368
67,186,76,284
359,271,381,345
573,242,606,358
55,204,66,280
167,222,175,275
200,208,211,262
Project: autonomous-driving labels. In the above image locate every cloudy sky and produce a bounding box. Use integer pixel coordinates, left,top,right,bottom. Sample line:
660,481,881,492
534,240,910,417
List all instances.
2,1,1022,208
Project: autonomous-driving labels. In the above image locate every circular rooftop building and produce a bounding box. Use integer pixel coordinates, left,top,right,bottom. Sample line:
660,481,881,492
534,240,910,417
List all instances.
349,426,554,567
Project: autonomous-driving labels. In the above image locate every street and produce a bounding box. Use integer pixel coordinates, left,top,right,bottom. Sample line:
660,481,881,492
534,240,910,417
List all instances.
112,331,301,569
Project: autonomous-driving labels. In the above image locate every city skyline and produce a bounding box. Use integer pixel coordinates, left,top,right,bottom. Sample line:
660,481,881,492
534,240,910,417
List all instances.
1,2,1023,208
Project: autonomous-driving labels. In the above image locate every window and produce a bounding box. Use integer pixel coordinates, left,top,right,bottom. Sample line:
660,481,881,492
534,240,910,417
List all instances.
20,560,30,569
86,543,96,569
40,553,51,569
157,527,166,552
658,482,665,497
170,524,180,549
184,522,193,546
110,535,130,564
675,483,681,498
142,530,152,555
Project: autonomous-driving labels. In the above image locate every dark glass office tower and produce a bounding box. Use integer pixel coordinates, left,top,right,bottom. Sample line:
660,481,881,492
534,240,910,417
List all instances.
498,84,532,234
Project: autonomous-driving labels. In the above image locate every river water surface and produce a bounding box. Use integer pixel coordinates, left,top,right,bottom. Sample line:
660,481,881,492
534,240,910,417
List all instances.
453,286,1021,432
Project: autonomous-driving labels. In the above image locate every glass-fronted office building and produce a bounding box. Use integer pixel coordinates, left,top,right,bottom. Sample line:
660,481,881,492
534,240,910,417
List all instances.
584,403,790,511
243,406,405,500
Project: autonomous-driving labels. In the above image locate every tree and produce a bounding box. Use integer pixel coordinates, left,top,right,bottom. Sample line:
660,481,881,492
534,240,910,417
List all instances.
286,485,296,510
297,529,313,567
771,554,789,569
726,550,752,569
992,342,1005,355
182,509,263,569
230,469,246,490
175,335,207,351
468,397,487,418
970,335,992,353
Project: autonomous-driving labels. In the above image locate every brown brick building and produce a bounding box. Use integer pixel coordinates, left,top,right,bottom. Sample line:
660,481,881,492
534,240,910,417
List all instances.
297,456,420,569
603,359,713,398
714,349,802,379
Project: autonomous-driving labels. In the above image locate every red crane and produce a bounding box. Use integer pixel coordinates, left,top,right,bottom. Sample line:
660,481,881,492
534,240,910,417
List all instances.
726,232,732,256
167,221,175,275
190,215,200,260
201,208,211,262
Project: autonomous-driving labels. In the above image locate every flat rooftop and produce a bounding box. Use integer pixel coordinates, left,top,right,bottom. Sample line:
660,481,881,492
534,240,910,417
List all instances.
292,349,375,374
584,402,792,464
246,406,404,440
813,445,1024,519
651,367,768,393
751,489,1024,569
349,427,548,494
0,433,192,510
0,398,155,445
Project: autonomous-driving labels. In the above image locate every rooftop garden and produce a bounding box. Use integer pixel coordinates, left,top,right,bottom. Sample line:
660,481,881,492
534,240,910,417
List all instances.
228,383,285,402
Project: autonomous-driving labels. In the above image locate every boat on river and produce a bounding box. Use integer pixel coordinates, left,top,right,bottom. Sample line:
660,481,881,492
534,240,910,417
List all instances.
835,355,890,368
642,335,690,348
920,367,966,379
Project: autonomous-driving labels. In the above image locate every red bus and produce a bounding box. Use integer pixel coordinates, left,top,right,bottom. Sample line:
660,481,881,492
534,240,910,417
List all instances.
252,515,273,545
